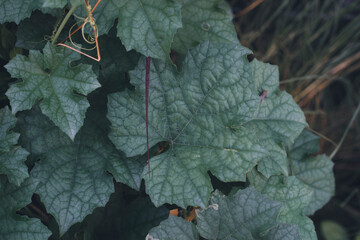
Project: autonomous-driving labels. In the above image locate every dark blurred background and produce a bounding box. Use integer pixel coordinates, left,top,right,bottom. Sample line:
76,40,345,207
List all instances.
228,0,360,239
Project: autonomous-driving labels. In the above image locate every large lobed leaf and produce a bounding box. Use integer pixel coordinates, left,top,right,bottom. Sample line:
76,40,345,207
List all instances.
5,42,100,140
16,106,144,235
0,176,51,240
107,41,307,208
0,107,29,186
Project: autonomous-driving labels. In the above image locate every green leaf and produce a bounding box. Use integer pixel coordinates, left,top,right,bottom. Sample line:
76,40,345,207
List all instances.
16,106,142,235
249,172,317,240
5,42,100,140
250,59,290,178
266,223,301,240
148,189,300,240
0,107,29,186
0,176,52,240
290,130,335,215
76,0,182,61
117,0,182,60
42,0,67,8
172,0,238,54
0,107,18,152
42,0,83,8
147,215,199,240
251,59,280,97
107,42,307,208
0,0,41,24
290,130,320,160
196,188,282,240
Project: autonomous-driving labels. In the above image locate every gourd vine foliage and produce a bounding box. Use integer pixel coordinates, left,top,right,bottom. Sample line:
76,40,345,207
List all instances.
0,0,334,239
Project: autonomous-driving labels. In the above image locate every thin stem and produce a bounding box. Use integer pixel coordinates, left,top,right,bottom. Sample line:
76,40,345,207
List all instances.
280,75,328,84
306,127,338,147
145,57,151,193
286,146,295,176
235,0,264,17
51,5,79,45
330,103,360,159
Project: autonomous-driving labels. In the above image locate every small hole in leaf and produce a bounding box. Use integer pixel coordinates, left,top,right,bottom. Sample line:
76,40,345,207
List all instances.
247,54,254,62
44,68,51,74
201,22,210,31
72,89,86,97
154,141,170,156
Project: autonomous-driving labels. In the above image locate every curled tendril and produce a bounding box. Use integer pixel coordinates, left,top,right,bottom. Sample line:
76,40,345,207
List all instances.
68,3,98,51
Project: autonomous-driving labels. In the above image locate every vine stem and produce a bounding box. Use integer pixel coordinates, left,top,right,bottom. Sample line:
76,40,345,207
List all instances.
51,5,79,45
286,146,295,176
145,57,151,193
330,103,360,159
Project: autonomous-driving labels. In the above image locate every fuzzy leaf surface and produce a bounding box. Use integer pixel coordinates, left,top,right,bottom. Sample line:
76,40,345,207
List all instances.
76,0,182,61
196,188,283,240
0,107,29,186
291,130,335,215
249,173,317,240
147,215,199,240
5,42,100,140
172,0,238,54
42,0,83,8
0,176,51,240
0,0,41,24
267,223,301,240
42,0,67,8
107,42,307,208
116,0,182,60
16,106,141,234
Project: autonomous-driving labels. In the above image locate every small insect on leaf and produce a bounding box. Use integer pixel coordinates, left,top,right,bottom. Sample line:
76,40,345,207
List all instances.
57,0,101,61
259,89,268,104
